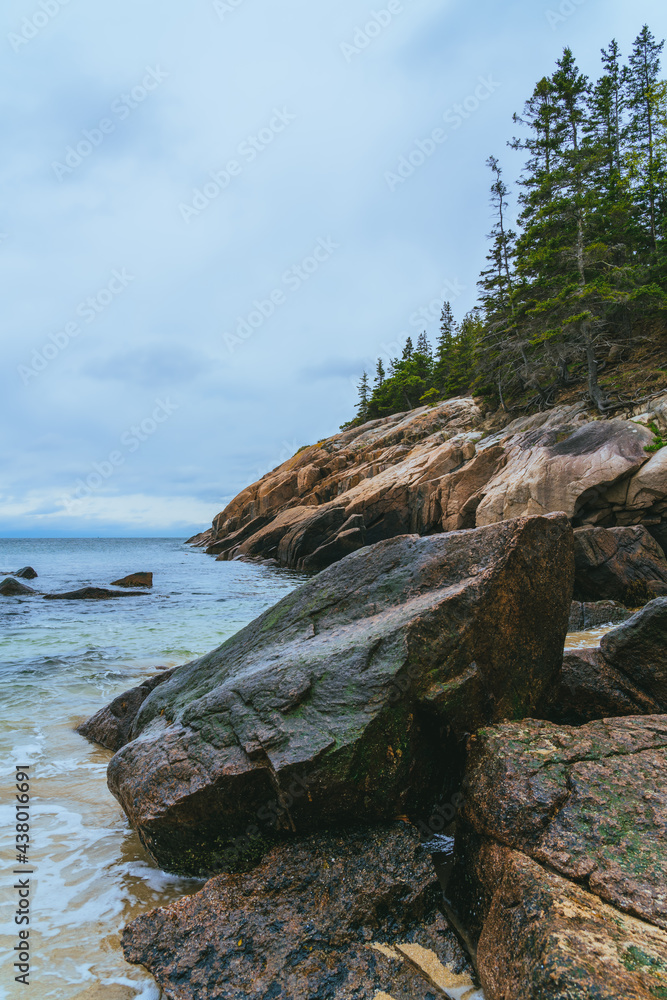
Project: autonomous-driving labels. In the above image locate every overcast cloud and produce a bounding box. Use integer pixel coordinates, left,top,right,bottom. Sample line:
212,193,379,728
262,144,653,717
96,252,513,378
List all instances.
1,0,665,536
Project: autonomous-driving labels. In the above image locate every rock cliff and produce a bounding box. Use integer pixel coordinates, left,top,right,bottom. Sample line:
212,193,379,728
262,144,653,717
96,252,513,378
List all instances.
189,394,667,573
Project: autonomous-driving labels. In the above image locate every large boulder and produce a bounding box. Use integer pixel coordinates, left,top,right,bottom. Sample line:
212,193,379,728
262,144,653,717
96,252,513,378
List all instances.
472,848,667,1000
450,716,667,998
0,578,36,596
546,647,661,724
96,514,574,874
573,525,667,602
475,417,653,526
122,823,480,1000
601,597,667,706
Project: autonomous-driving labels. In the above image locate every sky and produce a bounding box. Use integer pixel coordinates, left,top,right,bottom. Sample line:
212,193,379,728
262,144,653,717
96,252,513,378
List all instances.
1,0,665,537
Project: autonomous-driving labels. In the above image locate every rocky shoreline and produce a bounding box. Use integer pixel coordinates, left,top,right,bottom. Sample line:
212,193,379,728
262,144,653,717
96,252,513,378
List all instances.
78,397,667,999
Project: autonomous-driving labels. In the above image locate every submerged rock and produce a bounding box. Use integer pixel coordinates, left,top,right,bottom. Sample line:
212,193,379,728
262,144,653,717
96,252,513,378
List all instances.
573,525,667,603
0,578,36,596
44,587,148,600
100,514,573,874
449,715,667,999
111,572,153,588
122,823,477,1000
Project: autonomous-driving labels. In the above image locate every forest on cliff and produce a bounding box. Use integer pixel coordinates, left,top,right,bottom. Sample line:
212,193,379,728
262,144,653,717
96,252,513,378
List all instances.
352,25,667,424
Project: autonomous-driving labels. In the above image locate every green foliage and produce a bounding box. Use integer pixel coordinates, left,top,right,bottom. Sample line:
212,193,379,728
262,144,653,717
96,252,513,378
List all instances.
351,24,667,424
645,419,665,452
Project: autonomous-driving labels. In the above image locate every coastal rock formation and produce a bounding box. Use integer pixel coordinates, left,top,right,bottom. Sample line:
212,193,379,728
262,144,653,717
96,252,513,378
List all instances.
76,669,175,752
44,587,148,600
0,578,36,596
549,599,667,724
450,716,667,998
573,524,667,602
190,394,667,574
98,514,574,874
111,572,153,588
122,823,479,1000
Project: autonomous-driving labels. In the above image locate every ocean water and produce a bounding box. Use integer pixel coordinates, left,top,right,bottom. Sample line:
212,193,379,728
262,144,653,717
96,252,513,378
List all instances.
0,538,303,1000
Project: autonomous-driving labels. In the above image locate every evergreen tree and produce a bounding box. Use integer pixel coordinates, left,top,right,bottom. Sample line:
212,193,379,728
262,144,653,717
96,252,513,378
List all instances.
402,336,414,359
374,358,385,389
356,371,370,422
626,25,666,253
416,331,431,357
433,302,457,395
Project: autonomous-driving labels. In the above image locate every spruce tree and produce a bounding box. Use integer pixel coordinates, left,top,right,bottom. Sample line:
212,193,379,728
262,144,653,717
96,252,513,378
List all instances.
626,25,665,253
356,372,370,422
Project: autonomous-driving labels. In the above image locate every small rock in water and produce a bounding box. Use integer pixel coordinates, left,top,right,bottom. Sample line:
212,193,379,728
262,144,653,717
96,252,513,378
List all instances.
0,578,36,596
44,587,148,601
111,572,153,588
15,566,38,579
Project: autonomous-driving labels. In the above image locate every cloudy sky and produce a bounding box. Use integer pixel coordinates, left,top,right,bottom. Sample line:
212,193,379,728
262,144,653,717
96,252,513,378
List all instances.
1,0,665,536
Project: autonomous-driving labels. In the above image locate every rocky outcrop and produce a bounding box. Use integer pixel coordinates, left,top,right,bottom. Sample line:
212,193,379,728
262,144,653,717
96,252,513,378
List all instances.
191,394,667,573
574,524,667,602
0,578,36,596
44,587,148,600
549,599,667,724
89,514,574,874
76,669,175,752
111,572,153,588
122,823,480,1000
450,716,667,998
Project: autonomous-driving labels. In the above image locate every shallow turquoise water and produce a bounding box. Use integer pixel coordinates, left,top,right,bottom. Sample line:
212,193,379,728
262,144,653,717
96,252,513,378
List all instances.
0,539,303,1000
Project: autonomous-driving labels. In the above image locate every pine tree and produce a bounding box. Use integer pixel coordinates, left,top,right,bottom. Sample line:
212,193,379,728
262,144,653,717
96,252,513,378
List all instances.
402,337,414,360
356,372,370,422
433,302,456,395
374,358,385,389
416,331,431,357
626,25,666,253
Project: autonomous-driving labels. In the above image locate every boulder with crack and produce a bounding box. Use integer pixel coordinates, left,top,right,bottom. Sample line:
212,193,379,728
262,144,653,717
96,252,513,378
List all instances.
449,715,667,999
84,514,574,874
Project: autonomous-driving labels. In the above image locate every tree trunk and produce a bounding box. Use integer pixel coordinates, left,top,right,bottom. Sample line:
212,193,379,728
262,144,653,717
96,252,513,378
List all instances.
583,323,610,413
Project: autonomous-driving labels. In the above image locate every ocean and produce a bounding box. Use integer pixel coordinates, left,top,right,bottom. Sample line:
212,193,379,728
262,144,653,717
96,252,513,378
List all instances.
0,538,303,1000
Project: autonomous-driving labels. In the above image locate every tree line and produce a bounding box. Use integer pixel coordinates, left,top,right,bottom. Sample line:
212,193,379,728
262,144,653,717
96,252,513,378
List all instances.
353,25,667,424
